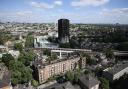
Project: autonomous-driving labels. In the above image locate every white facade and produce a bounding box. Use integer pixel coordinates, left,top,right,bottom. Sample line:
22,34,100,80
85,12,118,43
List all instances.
8,50,20,59
34,36,58,48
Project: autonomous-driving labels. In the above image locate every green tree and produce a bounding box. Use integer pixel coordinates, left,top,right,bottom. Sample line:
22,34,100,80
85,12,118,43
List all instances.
117,42,128,51
73,69,81,83
25,35,34,48
46,56,52,63
18,50,36,66
89,59,97,65
11,78,19,86
83,54,97,65
31,79,38,87
20,67,32,83
65,71,74,83
43,49,51,56
9,60,32,86
9,60,25,71
84,69,91,74
70,37,79,48
0,32,11,45
14,43,23,52
46,55,57,63
103,48,113,59
59,43,70,48
2,54,14,67
99,77,109,89
51,53,57,60
47,36,56,43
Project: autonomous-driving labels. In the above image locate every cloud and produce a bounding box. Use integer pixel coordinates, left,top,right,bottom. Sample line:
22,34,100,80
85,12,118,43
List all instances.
30,1,62,9
98,8,128,24
30,2,54,9
71,0,110,7
0,10,36,22
54,1,63,6
16,11,33,17
100,8,128,16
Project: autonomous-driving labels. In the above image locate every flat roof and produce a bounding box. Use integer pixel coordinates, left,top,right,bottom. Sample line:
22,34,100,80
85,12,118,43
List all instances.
79,74,100,88
51,50,74,53
0,45,6,49
43,82,75,89
104,62,128,75
113,51,128,56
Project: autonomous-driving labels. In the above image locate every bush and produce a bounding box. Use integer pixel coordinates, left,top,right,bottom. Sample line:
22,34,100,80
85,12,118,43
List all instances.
99,77,109,89
2,54,14,67
14,43,23,51
31,79,38,87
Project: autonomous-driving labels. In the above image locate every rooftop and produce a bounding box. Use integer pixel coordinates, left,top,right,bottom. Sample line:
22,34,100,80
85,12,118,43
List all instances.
113,51,128,56
34,55,79,69
51,50,74,53
43,82,75,89
103,62,128,75
79,74,100,89
0,45,6,49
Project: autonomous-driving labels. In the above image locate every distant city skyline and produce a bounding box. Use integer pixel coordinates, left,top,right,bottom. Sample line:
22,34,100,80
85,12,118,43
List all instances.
0,0,128,24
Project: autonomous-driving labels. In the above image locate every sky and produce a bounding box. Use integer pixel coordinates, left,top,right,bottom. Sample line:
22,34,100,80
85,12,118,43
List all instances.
0,0,128,24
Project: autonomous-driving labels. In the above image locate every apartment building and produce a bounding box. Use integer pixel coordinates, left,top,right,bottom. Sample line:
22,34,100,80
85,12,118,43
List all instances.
33,56,86,84
103,62,128,81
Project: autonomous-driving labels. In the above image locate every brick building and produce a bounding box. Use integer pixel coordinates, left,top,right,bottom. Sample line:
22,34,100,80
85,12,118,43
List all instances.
33,56,86,84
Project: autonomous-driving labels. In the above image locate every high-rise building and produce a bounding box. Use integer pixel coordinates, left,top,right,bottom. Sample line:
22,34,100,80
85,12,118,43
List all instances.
58,19,70,43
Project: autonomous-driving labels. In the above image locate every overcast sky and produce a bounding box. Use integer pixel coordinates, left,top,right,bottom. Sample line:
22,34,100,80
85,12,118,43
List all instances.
0,0,128,24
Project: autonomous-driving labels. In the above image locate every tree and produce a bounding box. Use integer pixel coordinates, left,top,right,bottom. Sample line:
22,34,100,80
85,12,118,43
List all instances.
0,32,11,45
70,36,79,48
65,71,74,83
11,78,19,86
25,35,34,48
46,54,57,63
84,54,97,65
46,57,51,63
73,69,81,83
117,42,128,51
89,59,97,65
59,43,70,48
47,36,57,43
18,50,36,66
31,79,38,87
99,77,109,89
26,50,36,61
51,53,57,60
2,54,14,67
43,49,51,56
14,43,23,52
9,60,25,70
103,48,113,59
9,60,32,86
20,67,32,83
84,69,91,74
94,68,103,77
